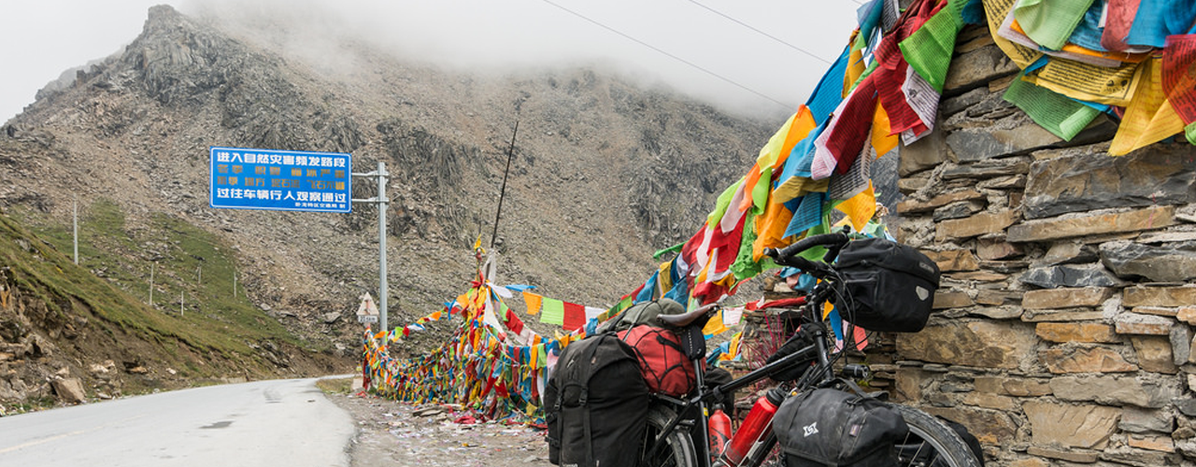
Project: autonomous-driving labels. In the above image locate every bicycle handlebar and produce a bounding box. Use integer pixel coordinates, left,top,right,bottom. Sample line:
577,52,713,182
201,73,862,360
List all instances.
763,232,849,274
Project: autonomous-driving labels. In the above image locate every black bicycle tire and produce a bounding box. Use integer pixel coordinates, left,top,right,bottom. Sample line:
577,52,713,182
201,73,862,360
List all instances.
642,404,698,467
892,404,983,467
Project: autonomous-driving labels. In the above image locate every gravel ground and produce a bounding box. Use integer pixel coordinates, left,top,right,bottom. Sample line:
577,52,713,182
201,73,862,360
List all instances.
325,388,552,467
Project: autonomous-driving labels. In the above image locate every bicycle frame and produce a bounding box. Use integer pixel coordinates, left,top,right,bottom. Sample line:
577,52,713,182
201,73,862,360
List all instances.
645,283,840,467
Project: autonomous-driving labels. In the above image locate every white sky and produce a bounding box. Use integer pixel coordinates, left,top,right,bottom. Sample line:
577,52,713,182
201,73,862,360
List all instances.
0,0,862,123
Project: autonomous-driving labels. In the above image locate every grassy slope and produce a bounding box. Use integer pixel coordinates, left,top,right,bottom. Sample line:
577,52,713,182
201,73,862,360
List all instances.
1,201,329,387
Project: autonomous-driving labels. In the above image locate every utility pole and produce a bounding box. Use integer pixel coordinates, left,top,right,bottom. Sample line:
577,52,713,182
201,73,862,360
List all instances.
149,262,155,307
72,198,78,265
352,161,390,332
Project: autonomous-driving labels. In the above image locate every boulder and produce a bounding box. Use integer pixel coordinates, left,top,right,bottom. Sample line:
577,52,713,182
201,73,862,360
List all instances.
51,378,87,404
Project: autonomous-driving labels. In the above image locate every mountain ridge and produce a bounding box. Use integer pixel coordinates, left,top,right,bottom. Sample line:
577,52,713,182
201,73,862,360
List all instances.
0,1,776,379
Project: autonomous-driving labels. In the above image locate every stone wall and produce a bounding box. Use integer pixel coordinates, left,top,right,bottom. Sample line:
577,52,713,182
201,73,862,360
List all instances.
889,27,1196,467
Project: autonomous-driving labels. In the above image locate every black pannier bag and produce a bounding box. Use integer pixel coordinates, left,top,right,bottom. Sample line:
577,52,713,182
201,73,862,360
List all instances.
775,388,909,467
835,237,941,333
544,334,648,467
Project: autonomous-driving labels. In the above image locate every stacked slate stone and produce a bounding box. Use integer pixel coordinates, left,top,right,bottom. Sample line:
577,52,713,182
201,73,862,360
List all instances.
889,24,1196,467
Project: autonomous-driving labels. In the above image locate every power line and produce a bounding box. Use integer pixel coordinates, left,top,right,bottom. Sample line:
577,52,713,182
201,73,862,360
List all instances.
537,0,794,111
685,0,833,65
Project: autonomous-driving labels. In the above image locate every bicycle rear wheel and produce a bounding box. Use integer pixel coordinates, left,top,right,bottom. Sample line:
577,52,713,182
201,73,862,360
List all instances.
892,404,983,467
641,404,697,467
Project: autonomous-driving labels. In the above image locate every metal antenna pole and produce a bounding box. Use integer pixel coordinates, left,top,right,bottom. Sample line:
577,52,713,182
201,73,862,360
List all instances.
490,121,519,249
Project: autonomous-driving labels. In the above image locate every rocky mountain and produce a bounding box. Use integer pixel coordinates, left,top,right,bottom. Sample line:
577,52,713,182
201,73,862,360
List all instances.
0,1,778,390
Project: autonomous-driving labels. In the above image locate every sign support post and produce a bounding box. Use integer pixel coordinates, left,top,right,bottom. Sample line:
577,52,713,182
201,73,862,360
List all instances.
352,161,390,332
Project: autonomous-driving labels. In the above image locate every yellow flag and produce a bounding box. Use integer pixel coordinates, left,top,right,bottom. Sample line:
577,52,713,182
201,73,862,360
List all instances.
1110,56,1185,155
835,182,878,232
871,104,899,156
702,309,729,337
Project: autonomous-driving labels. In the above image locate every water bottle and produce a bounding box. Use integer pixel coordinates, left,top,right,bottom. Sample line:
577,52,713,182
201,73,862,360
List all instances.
718,388,785,466
708,403,732,458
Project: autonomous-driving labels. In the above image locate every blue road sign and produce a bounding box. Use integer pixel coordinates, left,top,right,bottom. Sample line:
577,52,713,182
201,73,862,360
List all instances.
209,146,352,213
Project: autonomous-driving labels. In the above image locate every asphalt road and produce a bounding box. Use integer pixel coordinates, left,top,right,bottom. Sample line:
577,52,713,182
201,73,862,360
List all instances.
0,378,354,467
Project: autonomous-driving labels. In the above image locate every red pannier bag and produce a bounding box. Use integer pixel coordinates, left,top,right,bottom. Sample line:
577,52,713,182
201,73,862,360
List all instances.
618,325,696,396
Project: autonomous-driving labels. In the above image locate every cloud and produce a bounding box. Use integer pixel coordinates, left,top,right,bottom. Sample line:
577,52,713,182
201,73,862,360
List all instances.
182,0,859,117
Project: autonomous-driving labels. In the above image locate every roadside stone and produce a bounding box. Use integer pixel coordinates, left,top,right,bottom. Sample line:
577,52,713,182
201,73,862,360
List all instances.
1171,325,1192,365
1036,322,1120,343
1036,242,1099,266
1050,375,1184,408
897,321,1036,368
1008,206,1176,242
1135,306,1180,318
1130,435,1177,453
980,259,1030,273
1007,458,1050,467
1140,230,1196,244
1039,345,1136,373
1023,287,1113,310
1114,313,1175,336
944,112,1060,163
1023,401,1119,449
962,392,1018,411
922,406,1018,445
1019,264,1124,288
969,305,1023,319
899,124,950,177
1174,399,1196,417
924,249,980,272
1002,378,1052,397
940,87,987,117
975,290,1021,306
1021,308,1104,322
950,271,1009,282
936,210,1019,241
979,175,1027,191
1023,142,1196,219
51,378,86,404
894,368,929,402
1124,286,1196,307
1100,447,1185,467
933,200,986,222
1179,439,1196,459
1101,240,1196,282
942,158,1031,180
1120,406,1174,433
977,236,1023,260
898,172,932,195
932,290,975,309
1130,336,1178,374
944,44,1019,95
1025,446,1099,463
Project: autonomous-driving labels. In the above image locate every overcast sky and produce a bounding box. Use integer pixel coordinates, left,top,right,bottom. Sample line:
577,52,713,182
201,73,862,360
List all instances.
0,0,861,123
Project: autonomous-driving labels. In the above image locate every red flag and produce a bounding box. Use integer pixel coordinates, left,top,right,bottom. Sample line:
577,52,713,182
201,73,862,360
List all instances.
506,309,524,335
563,302,586,331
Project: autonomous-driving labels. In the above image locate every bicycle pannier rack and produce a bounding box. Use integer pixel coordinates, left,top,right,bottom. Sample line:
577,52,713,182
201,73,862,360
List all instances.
544,334,648,467
774,388,909,467
835,237,941,333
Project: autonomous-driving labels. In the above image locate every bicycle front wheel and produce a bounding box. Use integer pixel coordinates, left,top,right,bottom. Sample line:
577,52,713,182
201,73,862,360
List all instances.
641,404,697,467
892,404,983,467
